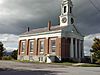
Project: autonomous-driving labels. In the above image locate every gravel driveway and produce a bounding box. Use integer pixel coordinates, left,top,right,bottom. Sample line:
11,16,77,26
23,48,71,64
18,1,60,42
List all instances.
0,60,100,75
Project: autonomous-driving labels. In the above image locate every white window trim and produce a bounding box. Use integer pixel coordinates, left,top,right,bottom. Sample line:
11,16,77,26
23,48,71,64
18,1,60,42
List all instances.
29,39,34,53
21,52,24,53
40,39,45,53
21,41,26,53
50,38,56,54
30,51,34,53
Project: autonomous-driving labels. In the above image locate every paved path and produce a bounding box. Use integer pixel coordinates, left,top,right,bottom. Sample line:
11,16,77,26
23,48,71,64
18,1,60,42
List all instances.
0,60,100,75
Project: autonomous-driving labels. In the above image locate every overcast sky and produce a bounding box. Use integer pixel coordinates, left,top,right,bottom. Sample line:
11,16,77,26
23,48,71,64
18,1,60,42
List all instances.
84,33,100,56
0,0,100,53
0,0,100,35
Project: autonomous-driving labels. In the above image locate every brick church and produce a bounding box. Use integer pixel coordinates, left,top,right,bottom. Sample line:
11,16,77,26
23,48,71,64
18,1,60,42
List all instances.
18,0,84,63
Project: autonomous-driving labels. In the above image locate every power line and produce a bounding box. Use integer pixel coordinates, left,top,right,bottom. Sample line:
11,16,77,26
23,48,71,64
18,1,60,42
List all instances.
88,0,100,13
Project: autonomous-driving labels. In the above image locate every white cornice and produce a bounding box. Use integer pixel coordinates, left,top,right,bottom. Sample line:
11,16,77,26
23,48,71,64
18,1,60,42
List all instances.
20,30,62,37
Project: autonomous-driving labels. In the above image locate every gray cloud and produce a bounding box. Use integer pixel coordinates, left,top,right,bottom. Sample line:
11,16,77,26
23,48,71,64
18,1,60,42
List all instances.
0,0,100,35
73,0,100,35
84,33,100,56
0,34,18,51
0,0,61,34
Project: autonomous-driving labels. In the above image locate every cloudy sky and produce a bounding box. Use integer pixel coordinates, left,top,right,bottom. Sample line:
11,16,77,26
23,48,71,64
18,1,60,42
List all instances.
0,0,100,54
84,33,100,56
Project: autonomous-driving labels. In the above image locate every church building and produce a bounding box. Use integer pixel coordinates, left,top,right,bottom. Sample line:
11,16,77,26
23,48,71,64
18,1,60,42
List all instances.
18,0,84,63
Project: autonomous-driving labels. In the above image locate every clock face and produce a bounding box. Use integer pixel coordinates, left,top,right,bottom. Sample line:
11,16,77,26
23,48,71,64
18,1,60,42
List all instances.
62,17,67,23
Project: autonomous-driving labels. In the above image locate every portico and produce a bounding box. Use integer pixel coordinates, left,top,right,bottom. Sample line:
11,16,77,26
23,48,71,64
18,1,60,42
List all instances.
69,37,84,60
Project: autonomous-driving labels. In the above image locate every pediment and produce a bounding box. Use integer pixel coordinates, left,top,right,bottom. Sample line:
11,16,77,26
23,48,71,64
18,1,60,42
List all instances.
62,25,83,37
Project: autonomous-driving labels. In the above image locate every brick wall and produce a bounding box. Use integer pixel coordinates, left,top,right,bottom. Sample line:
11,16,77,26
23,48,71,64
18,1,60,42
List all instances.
61,38,70,59
18,40,21,55
26,40,29,55
56,38,61,57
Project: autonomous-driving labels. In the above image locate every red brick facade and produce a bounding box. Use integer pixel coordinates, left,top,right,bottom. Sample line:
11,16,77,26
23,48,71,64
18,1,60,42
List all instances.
18,40,21,55
18,37,84,62
18,38,58,56
18,37,73,60
61,37,70,59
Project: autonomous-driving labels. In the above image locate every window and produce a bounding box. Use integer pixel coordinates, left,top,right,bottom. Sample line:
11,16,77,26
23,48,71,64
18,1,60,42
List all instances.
29,40,34,52
40,40,44,52
39,57,43,62
71,18,74,24
64,6,66,13
21,41,26,52
51,39,56,52
29,56,33,61
70,7,72,13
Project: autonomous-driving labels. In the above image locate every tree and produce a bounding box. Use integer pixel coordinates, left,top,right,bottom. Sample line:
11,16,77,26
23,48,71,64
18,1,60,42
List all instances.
91,38,100,63
11,50,18,60
0,42,4,59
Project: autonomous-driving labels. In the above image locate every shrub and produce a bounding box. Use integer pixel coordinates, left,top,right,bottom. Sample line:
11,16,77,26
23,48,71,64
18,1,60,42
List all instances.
91,38,100,63
11,50,18,60
96,59,100,64
2,56,13,60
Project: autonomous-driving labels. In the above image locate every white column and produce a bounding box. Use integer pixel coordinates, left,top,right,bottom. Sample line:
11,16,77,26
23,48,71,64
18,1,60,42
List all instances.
75,39,77,58
79,40,81,62
82,40,84,58
70,38,74,58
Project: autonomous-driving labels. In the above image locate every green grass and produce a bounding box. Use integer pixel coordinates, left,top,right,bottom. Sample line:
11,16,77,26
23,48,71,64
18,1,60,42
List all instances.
55,62,100,67
16,60,46,64
16,60,34,63
77,63,100,67
51,62,74,66
15,60,100,67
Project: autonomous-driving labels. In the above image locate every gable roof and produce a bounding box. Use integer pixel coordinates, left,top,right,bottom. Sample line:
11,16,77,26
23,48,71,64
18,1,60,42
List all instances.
22,25,66,35
62,25,84,37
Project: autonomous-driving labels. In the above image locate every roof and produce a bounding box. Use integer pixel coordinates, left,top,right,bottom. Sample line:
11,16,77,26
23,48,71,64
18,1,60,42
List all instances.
21,24,83,38
62,25,84,37
22,25,66,35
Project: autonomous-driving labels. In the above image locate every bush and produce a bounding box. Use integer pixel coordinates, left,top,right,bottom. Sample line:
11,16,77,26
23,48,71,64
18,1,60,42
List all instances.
82,56,91,63
96,59,100,64
91,38,100,63
2,56,13,60
11,50,18,60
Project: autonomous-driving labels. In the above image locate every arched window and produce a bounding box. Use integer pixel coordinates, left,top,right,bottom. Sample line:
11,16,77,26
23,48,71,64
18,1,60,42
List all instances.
71,18,74,24
64,6,66,13
70,7,72,13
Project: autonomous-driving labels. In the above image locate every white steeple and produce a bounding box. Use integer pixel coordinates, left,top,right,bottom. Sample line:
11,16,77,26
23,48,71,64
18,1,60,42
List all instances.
60,0,75,26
